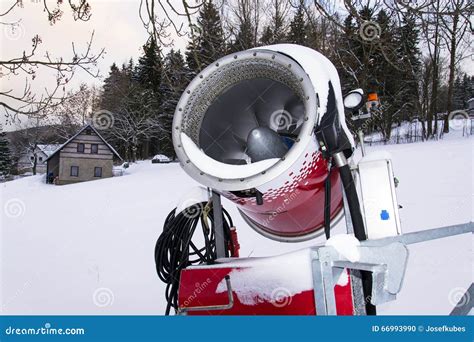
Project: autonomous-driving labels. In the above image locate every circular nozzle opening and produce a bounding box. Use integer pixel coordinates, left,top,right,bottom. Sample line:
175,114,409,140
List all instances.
173,49,317,191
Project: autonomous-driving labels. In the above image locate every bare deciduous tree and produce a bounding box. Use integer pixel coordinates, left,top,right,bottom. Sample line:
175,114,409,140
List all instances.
439,0,471,133
0,0,104,122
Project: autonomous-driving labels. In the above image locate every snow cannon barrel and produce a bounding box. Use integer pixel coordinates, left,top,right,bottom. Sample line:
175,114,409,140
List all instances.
172,44,354,242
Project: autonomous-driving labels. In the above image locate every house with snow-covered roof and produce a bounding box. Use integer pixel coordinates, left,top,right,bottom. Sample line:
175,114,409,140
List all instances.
45,124,122,185
17,144,62,175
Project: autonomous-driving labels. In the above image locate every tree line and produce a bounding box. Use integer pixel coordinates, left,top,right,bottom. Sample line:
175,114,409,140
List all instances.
94,0,472,161
1,0,473,175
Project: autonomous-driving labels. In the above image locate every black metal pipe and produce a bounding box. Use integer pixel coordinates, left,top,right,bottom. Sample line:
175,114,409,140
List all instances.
212,191,226,258
336,160,376,315
338,164,366,241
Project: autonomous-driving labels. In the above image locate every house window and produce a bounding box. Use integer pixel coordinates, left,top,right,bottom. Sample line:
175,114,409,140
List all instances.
85,128,92,135
70,166,79,177
91,144,98,154
30,156,34,161
39,157,43,162
77,143,85,153
94,167,102,177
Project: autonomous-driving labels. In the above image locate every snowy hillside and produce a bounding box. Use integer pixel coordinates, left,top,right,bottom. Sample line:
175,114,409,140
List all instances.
1,133,472,315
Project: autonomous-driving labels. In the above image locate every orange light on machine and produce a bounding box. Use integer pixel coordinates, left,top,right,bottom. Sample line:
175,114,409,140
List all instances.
366,91,380,113
367,92,378,102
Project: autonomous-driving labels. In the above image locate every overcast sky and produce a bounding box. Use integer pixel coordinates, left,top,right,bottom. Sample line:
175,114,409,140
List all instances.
1,0,472,131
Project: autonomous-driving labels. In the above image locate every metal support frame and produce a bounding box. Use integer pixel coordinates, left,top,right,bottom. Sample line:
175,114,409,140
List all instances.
211,190,226,259
311,242,408,315
311,221,473,315
361,222,473,247
333,153,373,316
357,130,366,157
342,183,368,315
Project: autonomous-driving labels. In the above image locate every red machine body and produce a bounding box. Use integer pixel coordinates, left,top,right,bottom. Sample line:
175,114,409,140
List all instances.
177,250,355,315
225,151,343,240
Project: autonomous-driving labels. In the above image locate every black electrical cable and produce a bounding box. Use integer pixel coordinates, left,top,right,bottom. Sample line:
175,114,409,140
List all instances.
154,202,233,315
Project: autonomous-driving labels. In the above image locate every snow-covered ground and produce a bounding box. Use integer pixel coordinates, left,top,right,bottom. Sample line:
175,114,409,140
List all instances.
1,132,472,315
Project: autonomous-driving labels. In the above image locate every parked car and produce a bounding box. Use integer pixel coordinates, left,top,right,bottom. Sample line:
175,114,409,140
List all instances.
152,154,171,164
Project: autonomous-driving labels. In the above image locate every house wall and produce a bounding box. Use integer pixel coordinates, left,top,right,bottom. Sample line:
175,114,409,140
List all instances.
58,157,113,185
56,130,114,185
59,132,114,159
47,153,60,179
17,151,48,174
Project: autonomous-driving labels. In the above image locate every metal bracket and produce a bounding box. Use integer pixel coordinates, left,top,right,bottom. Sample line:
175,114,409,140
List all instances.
178,276,234,315
210,189,226,259
311,222,473,315
312,242,408,315
361,222,473,247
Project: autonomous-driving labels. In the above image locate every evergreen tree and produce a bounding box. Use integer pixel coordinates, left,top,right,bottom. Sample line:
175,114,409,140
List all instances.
135,38,163,94
337,14,361,93
100,63,120,110
372,9,403,139
134,38,164,158
259,25,274,45
462,74,474,106
229,19,256,52
0,125,12,178
185,1,226,72
100,40,165,161
100,63,127,157
396,11,421,121
185,39,200,76
452,75,463,109
453,73,474,109
287,1,307,45
259,1,288,45
160,50,188,158
337,6,402,139
100,63,132,114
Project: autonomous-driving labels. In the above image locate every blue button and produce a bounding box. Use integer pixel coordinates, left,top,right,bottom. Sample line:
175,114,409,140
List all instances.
380,210,390,220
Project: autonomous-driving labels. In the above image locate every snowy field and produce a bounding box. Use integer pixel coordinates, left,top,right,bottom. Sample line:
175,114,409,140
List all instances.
1,132,472,315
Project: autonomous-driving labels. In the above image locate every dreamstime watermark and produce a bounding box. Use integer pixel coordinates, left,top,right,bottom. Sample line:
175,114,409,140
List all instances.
448,287,470,308
355,105,384,132
4,322,85,336
363,278,386,306
91,110,115,130
179,199,204,219
271,287,292,308
270,109,293,131
182,278,212,307
263,189,301,226
0,274,39,314
360,197,379,222
359,21,381,42
4,198,26,218
447,110,469,131
3,22,25,41
92,287,114,307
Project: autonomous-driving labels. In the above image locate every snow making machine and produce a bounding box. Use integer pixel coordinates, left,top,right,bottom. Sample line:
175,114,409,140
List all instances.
154,44,473,316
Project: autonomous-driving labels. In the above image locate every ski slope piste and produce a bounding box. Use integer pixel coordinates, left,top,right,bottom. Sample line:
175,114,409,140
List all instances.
153,44,473,315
